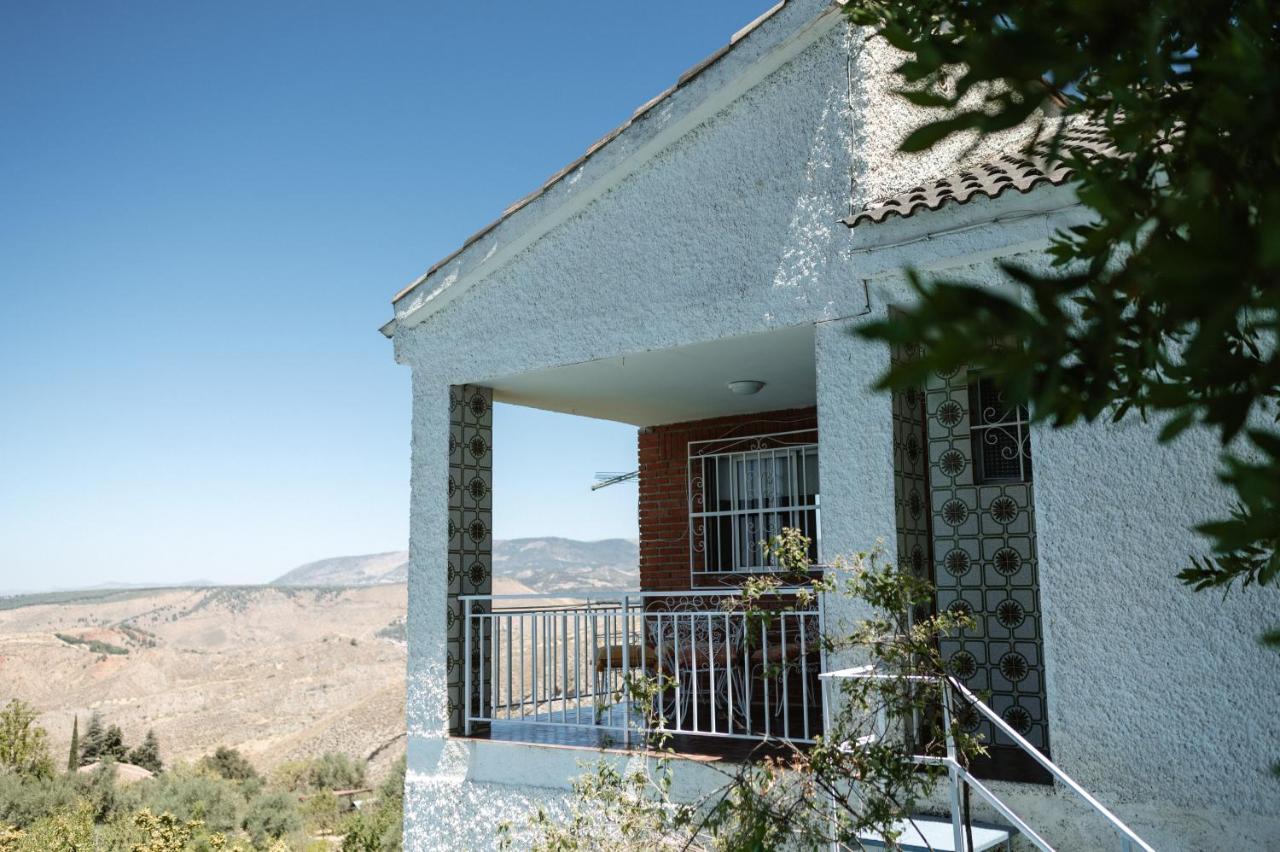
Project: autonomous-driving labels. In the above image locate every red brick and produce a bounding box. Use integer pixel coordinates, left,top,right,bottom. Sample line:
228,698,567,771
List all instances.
638,406,817,593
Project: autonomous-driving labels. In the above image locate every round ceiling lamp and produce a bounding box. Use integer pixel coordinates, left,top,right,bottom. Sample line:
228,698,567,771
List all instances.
727,380,766,395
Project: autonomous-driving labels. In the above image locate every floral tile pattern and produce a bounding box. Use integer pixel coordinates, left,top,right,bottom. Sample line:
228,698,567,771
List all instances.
926,367,1049,754
447,384,492,734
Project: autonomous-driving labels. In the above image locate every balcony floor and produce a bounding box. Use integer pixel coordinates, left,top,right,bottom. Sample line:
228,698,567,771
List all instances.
468,702,810,762
472,721,806,762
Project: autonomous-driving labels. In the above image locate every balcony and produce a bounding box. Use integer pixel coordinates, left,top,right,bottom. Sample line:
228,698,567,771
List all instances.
460,589,824,753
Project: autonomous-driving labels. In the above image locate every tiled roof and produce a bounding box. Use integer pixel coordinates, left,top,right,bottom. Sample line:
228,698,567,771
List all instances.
843,122,1113,229
394,1,793,304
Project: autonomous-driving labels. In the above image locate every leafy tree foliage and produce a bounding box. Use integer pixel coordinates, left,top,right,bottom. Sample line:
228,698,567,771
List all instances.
846,2,1280,602
0,743,367,850
128,729,163,774
199,746,260,782
0,700,54,780
271,752,365,794
79,711,105,767
241,790,302,848
101,724,128,763
339,757,404,852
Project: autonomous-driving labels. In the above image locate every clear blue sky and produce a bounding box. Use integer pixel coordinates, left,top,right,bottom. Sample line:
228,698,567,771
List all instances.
0,1,771,590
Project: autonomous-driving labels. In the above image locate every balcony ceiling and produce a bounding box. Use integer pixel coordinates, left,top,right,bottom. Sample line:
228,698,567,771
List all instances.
487,324,817,426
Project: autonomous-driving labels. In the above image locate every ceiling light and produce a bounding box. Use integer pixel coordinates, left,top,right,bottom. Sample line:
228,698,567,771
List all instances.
727,380,766,395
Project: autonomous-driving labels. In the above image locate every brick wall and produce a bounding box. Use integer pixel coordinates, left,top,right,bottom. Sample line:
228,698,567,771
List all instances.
637,406,819,592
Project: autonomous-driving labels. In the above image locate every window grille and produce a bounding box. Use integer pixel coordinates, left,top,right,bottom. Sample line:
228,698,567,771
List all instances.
688,429,820,583
968,378,1033,483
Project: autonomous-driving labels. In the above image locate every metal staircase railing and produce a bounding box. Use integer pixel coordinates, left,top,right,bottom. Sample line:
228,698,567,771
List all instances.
819,666,1154,852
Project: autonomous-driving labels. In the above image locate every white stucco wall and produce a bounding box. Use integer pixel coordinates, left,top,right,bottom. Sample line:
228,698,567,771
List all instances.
390,6,1279,849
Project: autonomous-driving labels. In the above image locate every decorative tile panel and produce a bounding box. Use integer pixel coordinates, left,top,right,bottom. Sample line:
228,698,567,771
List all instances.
447,385,492,734
890,341,932,587
926,367,1050,761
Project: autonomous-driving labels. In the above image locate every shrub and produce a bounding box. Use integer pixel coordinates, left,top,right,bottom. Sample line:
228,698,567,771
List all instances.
299,789,341,835
198,747,259,782
0,773,78,829
9,800,93,852
271,752,365,794
0,700,54,780
137,766,243,836
241,789,302,847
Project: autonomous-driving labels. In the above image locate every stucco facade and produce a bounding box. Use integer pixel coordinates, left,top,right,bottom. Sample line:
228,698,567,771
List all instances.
386,2,1280,848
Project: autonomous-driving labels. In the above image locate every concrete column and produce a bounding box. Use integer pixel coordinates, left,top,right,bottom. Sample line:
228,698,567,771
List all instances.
814,312,898,658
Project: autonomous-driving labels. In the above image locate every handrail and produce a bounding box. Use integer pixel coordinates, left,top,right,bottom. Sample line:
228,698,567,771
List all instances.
459,587,818,602
461,589,825,745
819,667,1154,852
943,674,1153,852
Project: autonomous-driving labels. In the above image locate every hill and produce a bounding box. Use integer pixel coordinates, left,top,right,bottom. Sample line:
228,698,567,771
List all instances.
492,537,638,592
271,537,638,591
271,551,409,587
0,584,409,781
0,537,637,783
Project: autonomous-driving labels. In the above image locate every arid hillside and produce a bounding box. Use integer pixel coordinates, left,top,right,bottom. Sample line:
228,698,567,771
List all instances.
0,584,411,780
0,539,637,783
0,539,637,777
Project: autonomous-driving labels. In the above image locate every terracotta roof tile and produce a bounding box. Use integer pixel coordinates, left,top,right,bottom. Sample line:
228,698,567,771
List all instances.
843,123,1114,228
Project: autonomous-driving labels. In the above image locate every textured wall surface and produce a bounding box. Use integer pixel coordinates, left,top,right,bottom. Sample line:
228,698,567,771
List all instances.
390,5,1279,849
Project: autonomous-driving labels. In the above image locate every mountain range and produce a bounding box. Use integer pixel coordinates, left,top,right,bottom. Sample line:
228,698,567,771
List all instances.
270,537,638,593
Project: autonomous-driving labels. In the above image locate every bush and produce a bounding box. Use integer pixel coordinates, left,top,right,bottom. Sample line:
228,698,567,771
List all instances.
5,800,93,852
0,700,54,779
137,766,243,836
271,752,365,794
0,773,78,830
339,756,403,852
306,753,365,793
241,789,302,847
299,789,341,835
198,747,259,782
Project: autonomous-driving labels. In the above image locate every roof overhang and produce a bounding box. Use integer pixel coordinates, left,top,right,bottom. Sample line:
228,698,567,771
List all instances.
485,324,817,426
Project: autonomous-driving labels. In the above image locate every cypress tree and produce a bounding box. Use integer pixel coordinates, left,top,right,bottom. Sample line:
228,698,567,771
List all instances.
67,715,79,772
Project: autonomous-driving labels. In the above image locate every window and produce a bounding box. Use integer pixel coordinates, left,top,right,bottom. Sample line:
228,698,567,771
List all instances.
968,378,1032,483
688,429,820,581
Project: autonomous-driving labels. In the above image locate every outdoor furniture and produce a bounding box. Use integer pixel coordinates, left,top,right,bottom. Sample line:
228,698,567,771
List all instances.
592,643,659,723
747,615,821,738
648,609,746,733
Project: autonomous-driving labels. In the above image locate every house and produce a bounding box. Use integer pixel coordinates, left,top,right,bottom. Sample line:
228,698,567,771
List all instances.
380,1,1279,849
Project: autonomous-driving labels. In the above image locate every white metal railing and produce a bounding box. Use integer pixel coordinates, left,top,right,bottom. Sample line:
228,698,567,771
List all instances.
819,666,1154,852
461,589,825,745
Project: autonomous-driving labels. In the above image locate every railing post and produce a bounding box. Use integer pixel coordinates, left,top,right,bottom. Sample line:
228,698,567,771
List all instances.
463,598,473,737
941,683,965,852
621,595,632,746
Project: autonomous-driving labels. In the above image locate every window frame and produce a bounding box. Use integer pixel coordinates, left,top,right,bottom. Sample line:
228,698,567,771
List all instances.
968,377,1033,484
687,428,821,587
